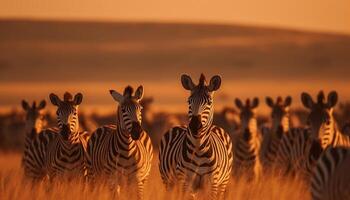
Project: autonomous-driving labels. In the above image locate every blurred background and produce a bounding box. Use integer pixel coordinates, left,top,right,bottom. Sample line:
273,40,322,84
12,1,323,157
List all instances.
0,0,349,151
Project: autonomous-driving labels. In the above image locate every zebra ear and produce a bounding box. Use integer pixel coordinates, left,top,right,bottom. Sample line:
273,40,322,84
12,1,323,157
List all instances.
301,92,314,109
134,85,144,101
251,97,259,109
235,98,243,109
37,100,46,110
208,75,221,92
327,91,338,108
110,90,124,103
284,96,292,107
49,93,61,106
73,93,83,105
21,100,30,111
181,74,195,91
265,97,274,108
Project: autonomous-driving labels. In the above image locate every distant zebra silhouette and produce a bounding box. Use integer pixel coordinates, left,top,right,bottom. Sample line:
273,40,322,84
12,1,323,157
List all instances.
301,91,350,149
159,74,233,200
232,97,262,180
86,86,153,200
260,96,292,172
21,100,47,179
311,147,350,200
43,92,88,179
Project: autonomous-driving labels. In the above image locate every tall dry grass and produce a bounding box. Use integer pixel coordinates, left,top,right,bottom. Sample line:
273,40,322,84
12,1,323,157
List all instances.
0,152,310,200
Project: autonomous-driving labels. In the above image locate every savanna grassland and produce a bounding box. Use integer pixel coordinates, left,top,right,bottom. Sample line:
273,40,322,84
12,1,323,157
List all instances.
2,102,350,199
0,152,310,200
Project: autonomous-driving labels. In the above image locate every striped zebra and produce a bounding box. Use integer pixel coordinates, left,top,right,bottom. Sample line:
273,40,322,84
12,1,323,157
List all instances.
43,92,89,179
260,96,292,172
232,97,262,180
301,90,350,149
86,86,153,200
290,129,323,181
159,74,233,200
21,100,47,178
311,147,350,200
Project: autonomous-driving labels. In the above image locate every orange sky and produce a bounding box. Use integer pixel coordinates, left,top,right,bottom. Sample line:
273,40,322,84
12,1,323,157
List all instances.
1,0,350,34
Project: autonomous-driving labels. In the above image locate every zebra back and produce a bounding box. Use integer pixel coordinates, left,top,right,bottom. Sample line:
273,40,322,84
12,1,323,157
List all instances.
311,147,350,200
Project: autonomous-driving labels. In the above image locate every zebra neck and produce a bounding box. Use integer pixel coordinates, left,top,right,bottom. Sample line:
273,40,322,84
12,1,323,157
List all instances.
25,122,42,136
66,131,81,143
187,125,211,149
116,126,135,150
321,119,337,148
242,119,257,138
272,117,289,135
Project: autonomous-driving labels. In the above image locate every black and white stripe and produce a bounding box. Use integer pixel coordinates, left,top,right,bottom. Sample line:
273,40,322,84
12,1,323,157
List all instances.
260,96,292,172
232,97,261,180
311,147,350,200
301,91,350,149
21,100,47,179
159,74,233,199
43,92,88,179
86,86,153,200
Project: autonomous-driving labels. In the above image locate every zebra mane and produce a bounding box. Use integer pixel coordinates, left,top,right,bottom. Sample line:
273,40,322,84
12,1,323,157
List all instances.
245,99,251,107
124,86,134,98
64,92,73,102
317,90,325,105
198,73,207,87
276,96,283,105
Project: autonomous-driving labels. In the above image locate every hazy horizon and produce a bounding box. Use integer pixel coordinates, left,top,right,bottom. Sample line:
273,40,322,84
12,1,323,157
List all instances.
1,20,350,114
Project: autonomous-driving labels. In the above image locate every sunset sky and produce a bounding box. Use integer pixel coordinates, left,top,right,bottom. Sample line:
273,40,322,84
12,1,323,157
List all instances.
1,0,350,114
1,0,350,34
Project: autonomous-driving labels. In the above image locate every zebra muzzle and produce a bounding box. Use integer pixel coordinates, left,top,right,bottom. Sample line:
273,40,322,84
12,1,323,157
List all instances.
130,122,142,140
276,126,284,139
61,124,71,140
309,139,323,161
243,128,251,141
189,115,202,135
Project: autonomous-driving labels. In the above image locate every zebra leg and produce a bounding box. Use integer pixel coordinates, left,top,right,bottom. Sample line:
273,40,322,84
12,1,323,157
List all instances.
217,183,228,200
209,183,219,200
136,180,145,200
179,178,192,199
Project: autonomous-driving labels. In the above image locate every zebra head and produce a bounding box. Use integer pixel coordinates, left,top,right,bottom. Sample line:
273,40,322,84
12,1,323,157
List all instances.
235,98,259,141
110,85,144,140
266,96,292,138
21,100,46,138
301,90,338,149
181,73,221,136
49,92,83,140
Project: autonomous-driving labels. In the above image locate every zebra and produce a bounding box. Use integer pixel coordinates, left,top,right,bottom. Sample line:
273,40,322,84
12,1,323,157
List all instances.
159,74,233,200
290,129,323,181
301,90,350,149
86,85,153,200
232,97,262,180
43,92,89,180
311,147,350,200
260,96,292,172
21,100,47,178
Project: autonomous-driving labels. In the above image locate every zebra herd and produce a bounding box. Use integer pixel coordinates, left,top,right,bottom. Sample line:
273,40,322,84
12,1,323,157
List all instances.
20,73,350,200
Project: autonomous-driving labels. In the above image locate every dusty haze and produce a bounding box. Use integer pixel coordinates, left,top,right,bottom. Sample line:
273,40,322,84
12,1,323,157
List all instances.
1,20,350,114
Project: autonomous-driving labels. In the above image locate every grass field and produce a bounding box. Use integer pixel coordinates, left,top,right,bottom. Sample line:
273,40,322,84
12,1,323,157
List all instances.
0,152,310,200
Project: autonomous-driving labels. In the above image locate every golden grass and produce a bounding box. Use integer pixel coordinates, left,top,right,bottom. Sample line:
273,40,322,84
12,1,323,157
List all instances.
0,152,310,200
